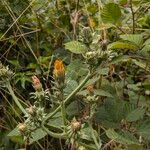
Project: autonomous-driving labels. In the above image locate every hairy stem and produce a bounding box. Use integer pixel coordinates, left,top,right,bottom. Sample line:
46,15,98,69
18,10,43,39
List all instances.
88,121,101,150
42,71,92,136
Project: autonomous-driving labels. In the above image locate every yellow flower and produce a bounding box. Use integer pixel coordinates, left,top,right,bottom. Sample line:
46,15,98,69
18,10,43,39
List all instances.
53,60,65,78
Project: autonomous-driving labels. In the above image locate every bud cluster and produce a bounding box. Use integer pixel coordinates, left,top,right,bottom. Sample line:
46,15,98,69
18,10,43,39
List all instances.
0,62,14,82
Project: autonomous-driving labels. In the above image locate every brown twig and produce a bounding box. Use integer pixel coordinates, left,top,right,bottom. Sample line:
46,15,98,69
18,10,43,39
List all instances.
130,0,135,34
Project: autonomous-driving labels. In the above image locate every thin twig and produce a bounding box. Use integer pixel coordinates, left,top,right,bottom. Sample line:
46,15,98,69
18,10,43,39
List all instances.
0,29,41,42
0,0,36,40
130,0,135,34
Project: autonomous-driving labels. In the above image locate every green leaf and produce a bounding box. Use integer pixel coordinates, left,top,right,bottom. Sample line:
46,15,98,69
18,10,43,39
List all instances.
8,60,20,67
8,127,21,137
126,108,145,122
64,80,78,95
111,55,129,64
132,59,150,72
120,34,143,46
65,41,87,54
66,101,82,117
30,128,47,144
94,89,113,98
106,129,140,145
96,67,109,75
137,121,150,140
108,41,138,50
101,3,121,24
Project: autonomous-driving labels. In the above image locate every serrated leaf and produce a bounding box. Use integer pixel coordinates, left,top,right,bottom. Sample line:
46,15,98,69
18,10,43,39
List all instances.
111,55,129,64
64,80,78,95
94,89,113,98
101,3,121,24
108,41,138,50
126,108,145,122
65,41,87,54
30,128,47,144
66,101,82,116
132,59,150,72
8,127,21,137
137,122,150,140
120,34,143,46
106,129,140,145
96,67,109,75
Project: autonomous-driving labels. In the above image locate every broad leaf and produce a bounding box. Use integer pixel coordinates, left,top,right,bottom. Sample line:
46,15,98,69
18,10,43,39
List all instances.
30,128,47,144
132,59,150,72
120,34,143,46
108,41,138,50
101,3,121,24
8,127,21,137
65,41,87,54
106,129,140,145
94,89,113,98
137,121,150,140
126,108,145,122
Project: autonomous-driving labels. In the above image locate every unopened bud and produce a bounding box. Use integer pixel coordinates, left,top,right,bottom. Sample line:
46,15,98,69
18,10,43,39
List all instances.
53,60,65,78
32,75,42,91
87,85,94,95
78,146,86,150
71,120,81,132
26,106,36,116
18,123,27,133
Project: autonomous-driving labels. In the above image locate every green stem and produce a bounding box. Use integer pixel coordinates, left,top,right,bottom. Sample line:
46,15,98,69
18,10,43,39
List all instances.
88,121,101,150
42,71,92,123
42,125,67,139
42,71,92,136
6,82,27,115
61,101,66,126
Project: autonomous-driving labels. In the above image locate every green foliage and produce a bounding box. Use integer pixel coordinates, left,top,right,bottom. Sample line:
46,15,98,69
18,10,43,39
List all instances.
108,41,138,50
65,41,87,54
0,0,150,149
126,108,145,122
106,129,140,145
101,3,121,24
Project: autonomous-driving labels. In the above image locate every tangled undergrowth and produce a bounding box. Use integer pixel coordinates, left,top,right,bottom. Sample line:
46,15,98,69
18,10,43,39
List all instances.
0,0,150,150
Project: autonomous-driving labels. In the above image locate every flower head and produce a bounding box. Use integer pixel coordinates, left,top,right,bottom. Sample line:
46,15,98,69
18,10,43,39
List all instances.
71,119,81,132
53,59,65,78
87,85,94,95
18,123,27,133
32,75,42,91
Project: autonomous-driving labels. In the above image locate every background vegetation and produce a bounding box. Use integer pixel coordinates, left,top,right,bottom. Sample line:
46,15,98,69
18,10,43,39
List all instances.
0,0,150,149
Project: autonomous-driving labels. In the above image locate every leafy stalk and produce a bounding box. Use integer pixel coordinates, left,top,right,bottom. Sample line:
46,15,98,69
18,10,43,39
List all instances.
88,121,101,150
42,71,92,136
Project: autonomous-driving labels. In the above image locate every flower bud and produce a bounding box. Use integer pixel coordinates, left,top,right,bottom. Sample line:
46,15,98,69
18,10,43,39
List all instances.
53,60,65,87
18,123,27,133
71,120,81,132
78,146,86,150
26,106,36,116
86,85,94,95
32,75,42,91
53,60,65,78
